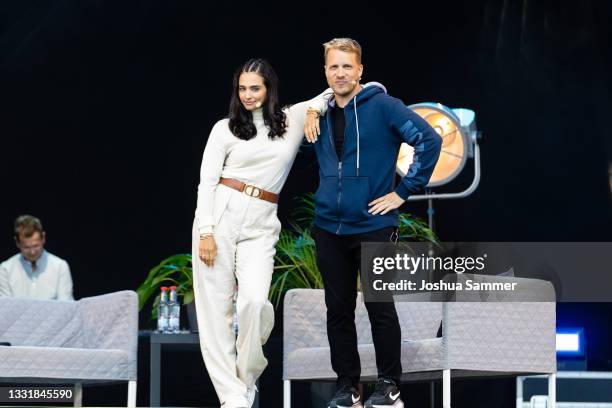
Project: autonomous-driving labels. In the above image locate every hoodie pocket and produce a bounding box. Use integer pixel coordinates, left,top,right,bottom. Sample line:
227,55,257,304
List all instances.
314,176,340,221
339,176,371,223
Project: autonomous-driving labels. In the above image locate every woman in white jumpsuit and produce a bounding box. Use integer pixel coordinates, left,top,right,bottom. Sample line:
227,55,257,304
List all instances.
192,58,330,408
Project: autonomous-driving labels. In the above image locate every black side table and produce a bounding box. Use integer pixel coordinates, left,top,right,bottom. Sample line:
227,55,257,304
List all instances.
149,332,259,407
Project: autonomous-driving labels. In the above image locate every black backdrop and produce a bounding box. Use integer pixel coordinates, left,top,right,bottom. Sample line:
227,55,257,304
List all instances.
1,1,611,406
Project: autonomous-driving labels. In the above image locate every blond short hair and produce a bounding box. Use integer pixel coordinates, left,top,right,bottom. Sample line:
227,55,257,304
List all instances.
323,38,362,63
14,214,44,240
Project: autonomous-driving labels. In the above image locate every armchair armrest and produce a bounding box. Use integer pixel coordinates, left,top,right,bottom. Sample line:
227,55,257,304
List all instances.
442,275,556,374
77,290,138,351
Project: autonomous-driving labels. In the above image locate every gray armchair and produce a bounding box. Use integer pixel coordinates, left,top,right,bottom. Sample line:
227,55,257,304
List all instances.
0,290,138,407
283,276,556,408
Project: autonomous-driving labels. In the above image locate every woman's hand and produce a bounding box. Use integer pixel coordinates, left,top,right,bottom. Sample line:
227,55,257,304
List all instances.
304,109,321,143
199,235,217,267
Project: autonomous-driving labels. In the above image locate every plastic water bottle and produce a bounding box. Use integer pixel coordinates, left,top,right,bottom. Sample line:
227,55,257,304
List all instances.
168,286,181,333
157,287,169,333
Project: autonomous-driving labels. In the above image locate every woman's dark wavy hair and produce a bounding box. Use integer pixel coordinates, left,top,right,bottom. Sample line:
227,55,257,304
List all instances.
228,58,287,140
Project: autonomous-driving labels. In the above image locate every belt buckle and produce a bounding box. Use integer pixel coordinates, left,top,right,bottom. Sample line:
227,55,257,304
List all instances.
243,184,262,198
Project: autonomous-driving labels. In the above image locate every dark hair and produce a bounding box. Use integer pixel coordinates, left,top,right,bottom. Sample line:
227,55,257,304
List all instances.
14,214,44,239
228,59,287,140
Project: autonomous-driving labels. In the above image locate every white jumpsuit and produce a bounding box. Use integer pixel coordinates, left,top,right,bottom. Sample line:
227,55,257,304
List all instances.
192,91,331,407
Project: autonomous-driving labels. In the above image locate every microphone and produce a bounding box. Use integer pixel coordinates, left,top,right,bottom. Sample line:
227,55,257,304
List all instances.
255,101,262,108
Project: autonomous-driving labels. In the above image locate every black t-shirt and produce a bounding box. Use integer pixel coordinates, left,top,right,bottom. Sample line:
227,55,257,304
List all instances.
332,105,345,159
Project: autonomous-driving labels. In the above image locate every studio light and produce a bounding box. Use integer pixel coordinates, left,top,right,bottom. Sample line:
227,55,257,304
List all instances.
397,102,480,195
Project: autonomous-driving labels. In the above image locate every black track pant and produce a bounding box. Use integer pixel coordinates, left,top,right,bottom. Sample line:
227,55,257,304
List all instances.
312,224,402,387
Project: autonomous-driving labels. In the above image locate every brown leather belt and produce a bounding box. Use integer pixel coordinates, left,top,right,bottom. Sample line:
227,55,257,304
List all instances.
219,177,279,204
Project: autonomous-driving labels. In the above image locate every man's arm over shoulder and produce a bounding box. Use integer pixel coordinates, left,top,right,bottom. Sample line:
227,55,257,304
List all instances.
383,95,443,199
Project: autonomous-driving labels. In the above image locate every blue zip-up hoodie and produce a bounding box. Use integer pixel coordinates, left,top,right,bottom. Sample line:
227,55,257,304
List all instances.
313,83,443,235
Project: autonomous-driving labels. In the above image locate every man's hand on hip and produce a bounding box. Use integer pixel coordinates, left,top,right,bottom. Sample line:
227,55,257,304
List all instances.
368,192,405,215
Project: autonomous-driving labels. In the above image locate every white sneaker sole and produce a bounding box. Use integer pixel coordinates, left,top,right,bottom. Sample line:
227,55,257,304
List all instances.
368,400,404,408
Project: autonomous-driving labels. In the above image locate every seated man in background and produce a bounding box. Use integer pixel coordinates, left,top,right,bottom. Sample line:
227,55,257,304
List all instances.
0,215,73,300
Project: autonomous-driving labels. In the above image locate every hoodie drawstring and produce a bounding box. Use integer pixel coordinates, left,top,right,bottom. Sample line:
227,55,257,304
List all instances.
353,95,360,177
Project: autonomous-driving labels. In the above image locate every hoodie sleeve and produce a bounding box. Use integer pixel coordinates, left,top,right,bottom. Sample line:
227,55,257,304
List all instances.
385,97,442,200
195,120,228,235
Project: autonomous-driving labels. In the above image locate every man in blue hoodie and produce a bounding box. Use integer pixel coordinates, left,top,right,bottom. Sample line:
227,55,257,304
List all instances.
307,38,442,408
